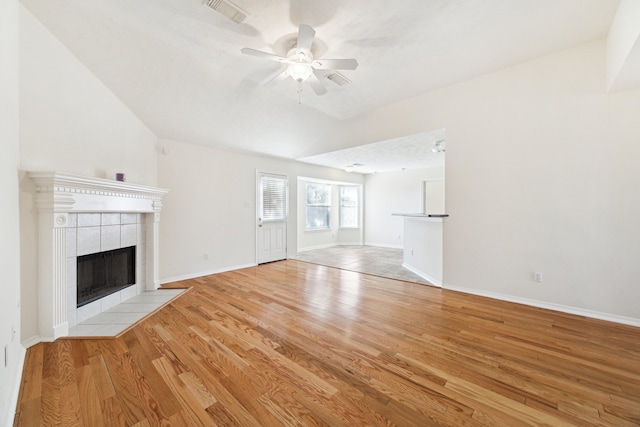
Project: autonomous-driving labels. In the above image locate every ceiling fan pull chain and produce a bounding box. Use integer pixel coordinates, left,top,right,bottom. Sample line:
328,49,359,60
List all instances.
297,81,303,104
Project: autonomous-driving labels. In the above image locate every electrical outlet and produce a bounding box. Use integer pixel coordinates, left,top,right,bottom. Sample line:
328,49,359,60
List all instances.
533,272,543,282
204,253,209,260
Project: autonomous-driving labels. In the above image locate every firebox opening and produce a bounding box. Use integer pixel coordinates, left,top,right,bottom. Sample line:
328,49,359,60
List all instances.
77,246,136,307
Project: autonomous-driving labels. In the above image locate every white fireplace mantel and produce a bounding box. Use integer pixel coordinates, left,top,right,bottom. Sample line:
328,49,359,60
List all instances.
29,172,169,342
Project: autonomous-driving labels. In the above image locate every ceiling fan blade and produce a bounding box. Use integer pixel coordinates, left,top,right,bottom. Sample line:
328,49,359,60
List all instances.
296,24,316,52
311,58,358,70
308,71,327,95
241,48,289,64
264,69,290,87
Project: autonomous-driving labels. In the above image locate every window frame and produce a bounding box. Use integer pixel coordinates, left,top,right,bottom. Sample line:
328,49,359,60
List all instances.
305,182,331,230
339,185,360,229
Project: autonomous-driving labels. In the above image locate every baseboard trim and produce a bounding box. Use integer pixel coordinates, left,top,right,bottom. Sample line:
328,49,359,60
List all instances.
296,243,338,252
444,284,640,328
160,263,257,285
402,263,442,287
22,335,44,349
363,242,403,249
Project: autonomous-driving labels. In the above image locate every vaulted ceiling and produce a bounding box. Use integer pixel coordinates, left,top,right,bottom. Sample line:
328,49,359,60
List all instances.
21,0,621,165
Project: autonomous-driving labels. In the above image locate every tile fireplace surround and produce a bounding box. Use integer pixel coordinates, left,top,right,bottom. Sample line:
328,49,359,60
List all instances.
29,172,168,342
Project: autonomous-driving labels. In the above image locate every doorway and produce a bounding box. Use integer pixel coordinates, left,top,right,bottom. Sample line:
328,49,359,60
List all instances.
256,172,288,264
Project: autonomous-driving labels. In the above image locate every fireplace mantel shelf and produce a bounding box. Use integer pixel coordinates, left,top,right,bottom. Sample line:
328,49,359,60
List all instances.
29,171,169,214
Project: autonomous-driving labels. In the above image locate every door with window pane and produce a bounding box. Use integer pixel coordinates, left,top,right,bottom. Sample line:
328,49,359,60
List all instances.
257,173,288,264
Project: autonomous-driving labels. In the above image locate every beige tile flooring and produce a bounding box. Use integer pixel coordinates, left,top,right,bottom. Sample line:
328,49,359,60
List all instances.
291,245,433,286
68,288,188,337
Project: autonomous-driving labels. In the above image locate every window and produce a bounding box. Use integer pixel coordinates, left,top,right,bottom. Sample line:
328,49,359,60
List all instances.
340,186,359,228
260,174,288,221
306,182,331,229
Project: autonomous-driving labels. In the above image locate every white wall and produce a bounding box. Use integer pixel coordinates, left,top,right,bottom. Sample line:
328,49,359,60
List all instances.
157,139,363,283
1,0,25,423
364,167,445,248
606,0,640,91
350,40,640,323
19,5,159,343
297,179,363,251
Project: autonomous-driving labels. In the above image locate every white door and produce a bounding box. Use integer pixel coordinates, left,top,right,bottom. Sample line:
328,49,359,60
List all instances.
257,173,288,264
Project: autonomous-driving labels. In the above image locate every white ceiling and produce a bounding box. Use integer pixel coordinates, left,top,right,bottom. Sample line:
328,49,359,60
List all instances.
298,129,446,174
21,0,621,169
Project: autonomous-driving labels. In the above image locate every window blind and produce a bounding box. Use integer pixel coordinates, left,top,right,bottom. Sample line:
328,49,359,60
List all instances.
260,175,288,221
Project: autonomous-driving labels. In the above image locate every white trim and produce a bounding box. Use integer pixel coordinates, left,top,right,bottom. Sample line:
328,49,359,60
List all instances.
5,345,26,427
304,228,332,233
403,263,442,287
21,335,43,348
297,176,360,186
296,243,338,252
160,263,257,285
364,242,403,249
444,284,640,328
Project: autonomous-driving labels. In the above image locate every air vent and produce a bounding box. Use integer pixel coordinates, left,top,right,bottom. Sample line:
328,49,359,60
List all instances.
205,0,248,24
325,72,351,86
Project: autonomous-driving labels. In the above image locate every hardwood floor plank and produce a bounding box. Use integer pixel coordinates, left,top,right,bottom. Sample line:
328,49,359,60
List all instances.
13,260,640,426
101,395,128,427
97,347,148,425
39,377,60,426
76,365,105,427
17,342,44,403
122,329,184,417
151,356,216,427
87,354,116,401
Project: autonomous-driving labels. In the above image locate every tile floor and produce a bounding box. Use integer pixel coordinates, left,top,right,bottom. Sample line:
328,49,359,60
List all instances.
68,288,188,337
291,245,433,286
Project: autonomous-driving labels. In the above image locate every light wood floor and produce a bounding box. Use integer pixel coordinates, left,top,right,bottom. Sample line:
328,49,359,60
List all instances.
14,260,640,426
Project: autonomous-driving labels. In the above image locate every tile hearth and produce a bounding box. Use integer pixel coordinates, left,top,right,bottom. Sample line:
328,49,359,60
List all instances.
68,288,188,337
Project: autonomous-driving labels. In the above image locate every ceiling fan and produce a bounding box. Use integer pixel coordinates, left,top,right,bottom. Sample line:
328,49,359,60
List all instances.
241,24,358,96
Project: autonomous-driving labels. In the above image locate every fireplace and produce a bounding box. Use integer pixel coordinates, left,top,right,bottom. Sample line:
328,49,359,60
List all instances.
77,246,136,307
29,171,168,342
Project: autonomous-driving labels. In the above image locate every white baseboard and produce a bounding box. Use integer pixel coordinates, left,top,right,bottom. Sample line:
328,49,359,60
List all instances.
337,242,365,247
296,243,338,252
363,242,403,249
21,335,44,349
5,344,26,427
402,263,442,287
444,284,640,328
160,263,257,285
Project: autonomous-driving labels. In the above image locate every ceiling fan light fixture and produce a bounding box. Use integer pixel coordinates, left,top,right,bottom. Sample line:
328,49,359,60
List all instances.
288,62,312,82
240,24,358,97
